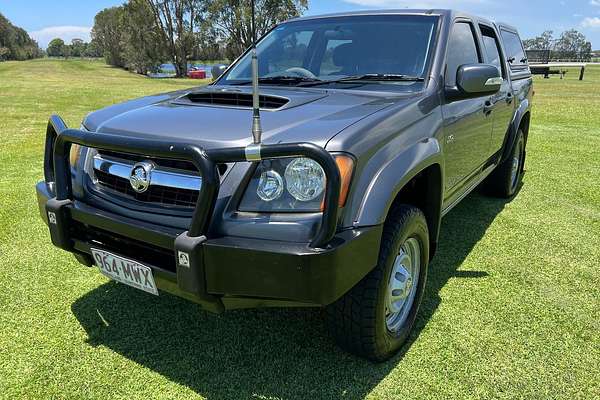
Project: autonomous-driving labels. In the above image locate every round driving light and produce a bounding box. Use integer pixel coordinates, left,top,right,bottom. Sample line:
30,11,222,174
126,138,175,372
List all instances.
285,158,325,202
256,170,284,202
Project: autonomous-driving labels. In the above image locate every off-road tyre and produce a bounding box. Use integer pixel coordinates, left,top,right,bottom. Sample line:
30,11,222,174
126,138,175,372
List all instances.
326,204,429,361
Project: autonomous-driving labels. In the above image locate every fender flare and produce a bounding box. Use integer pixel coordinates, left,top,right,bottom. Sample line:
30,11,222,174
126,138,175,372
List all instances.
501,98,530,162
354,138,444,240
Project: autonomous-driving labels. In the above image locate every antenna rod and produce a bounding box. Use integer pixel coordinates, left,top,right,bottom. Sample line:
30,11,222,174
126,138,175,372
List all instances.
251,0,262,144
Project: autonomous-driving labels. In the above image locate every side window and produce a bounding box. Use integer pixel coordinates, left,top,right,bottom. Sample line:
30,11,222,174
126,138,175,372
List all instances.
500,29,527,70
445,22,481,87
480,26,505,78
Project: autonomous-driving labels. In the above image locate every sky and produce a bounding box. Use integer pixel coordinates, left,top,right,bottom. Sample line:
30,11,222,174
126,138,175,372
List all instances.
1,0,599,49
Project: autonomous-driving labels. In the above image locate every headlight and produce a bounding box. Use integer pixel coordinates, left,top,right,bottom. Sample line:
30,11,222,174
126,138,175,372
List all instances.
238,155,354,213
285,158,325,202
256,169,284,202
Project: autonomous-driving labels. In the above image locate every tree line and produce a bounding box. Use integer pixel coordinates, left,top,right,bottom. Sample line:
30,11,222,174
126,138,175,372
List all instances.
523,29,593,61
90,0,308,76
47,38,102,58
0,12,42,61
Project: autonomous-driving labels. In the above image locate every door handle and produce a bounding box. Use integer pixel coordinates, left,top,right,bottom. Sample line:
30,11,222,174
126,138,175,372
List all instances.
506,93,513,105
484,100,494,115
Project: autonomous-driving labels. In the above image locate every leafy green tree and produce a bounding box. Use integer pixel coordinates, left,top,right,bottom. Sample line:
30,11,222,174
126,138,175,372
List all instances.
555,29,592,61
92,7,126,67
207,0,308,60
0,46,9,61
47,38,66,57
121,0,165,74
0,12,42,60
83,39,103,58
70,38,87,57
523,31,554,50
146,0,206,77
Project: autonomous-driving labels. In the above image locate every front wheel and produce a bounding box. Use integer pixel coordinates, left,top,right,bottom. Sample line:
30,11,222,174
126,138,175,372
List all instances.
326,205,429,361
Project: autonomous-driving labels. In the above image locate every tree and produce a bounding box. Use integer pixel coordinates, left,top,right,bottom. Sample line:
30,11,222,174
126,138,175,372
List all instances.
47,38,65,57
146,0,206,77
0,46,9,61
555,29,592,61
194,24,225,61
523,30,554,50
207,0,308,60
0,12,42,60
70,38,87,57
121,0,166,74
83,39,103,58
62,42,71,59
92,7,126,67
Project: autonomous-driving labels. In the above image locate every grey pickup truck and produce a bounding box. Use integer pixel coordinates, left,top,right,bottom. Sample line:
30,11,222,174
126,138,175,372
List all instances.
37,9,532,361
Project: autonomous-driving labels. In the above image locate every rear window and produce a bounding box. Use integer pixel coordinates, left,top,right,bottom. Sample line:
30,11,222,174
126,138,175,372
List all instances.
480,25,505,78
445,22,481,87
500,29,527,70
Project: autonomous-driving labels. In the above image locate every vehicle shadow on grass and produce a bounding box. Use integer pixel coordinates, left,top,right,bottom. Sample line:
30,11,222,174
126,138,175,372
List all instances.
71,192,507,400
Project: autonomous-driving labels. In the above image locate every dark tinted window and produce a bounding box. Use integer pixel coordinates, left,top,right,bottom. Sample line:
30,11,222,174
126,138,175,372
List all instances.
445,22,480,87
223,15,438,83
501,29,527,69
480,26,505,78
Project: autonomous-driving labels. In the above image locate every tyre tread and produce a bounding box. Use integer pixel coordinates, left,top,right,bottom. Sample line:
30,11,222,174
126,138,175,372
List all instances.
326,205,427,361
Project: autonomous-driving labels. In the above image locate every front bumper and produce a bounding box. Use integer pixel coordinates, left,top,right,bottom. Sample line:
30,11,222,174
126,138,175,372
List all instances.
37,182,381,311
38,116,382,312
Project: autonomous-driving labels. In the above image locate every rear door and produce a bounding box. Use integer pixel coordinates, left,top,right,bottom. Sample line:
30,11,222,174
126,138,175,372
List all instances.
442,20,493,192
479,24,514,156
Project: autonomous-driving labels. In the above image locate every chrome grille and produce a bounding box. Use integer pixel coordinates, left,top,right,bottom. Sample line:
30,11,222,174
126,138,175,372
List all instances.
88,150,226,208
94,168,200,207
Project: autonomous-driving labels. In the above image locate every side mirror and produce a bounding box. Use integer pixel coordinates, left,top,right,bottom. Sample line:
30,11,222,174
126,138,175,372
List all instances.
211,64,228,80
447,64,502,100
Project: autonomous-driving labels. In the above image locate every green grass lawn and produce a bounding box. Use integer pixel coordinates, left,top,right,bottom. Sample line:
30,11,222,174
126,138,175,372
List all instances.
0,59,598,399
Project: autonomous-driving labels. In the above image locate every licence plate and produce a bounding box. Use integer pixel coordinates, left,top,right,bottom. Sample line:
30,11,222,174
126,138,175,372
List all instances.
91,248,158,296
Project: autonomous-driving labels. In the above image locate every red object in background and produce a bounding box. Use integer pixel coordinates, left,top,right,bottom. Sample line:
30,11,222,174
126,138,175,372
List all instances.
188,70,206,79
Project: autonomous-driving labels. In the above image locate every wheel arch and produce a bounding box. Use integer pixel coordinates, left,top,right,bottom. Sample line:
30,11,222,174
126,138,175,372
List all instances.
353,139,444,259
386,163,443,258
501,100,531,163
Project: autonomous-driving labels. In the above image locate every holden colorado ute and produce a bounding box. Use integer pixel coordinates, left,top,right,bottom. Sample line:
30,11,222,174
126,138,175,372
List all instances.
37,9,532,361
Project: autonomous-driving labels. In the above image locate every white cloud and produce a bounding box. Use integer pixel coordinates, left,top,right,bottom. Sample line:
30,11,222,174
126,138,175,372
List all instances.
581,16,600,28
590,0,600,7
29,26,92,49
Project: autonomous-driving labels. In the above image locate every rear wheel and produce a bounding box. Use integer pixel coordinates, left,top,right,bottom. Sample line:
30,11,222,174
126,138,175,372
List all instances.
485,129,526,198
326,205,429,361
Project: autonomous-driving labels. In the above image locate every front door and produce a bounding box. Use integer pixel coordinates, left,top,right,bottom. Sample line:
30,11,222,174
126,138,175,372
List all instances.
442,21,493,193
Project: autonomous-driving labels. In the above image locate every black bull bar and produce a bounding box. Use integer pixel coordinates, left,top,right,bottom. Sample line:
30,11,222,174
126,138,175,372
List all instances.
43,115,341,311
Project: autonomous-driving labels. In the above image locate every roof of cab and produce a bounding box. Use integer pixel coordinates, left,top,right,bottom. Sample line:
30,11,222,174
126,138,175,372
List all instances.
288,9,499,30
289,9,450,21
291,9,476,21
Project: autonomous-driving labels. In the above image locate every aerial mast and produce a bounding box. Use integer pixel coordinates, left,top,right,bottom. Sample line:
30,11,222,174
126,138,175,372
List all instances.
250,0,262,145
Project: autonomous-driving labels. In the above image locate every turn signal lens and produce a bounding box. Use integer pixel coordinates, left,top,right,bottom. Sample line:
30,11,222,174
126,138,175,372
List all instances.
69,144,82,168
334,154,355,207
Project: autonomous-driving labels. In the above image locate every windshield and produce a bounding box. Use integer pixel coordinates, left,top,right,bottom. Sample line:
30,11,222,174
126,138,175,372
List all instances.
219,15,439,88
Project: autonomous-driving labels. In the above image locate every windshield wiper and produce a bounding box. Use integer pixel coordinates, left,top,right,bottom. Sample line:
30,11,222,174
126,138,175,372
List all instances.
231,76,322,86
299,74,424,87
